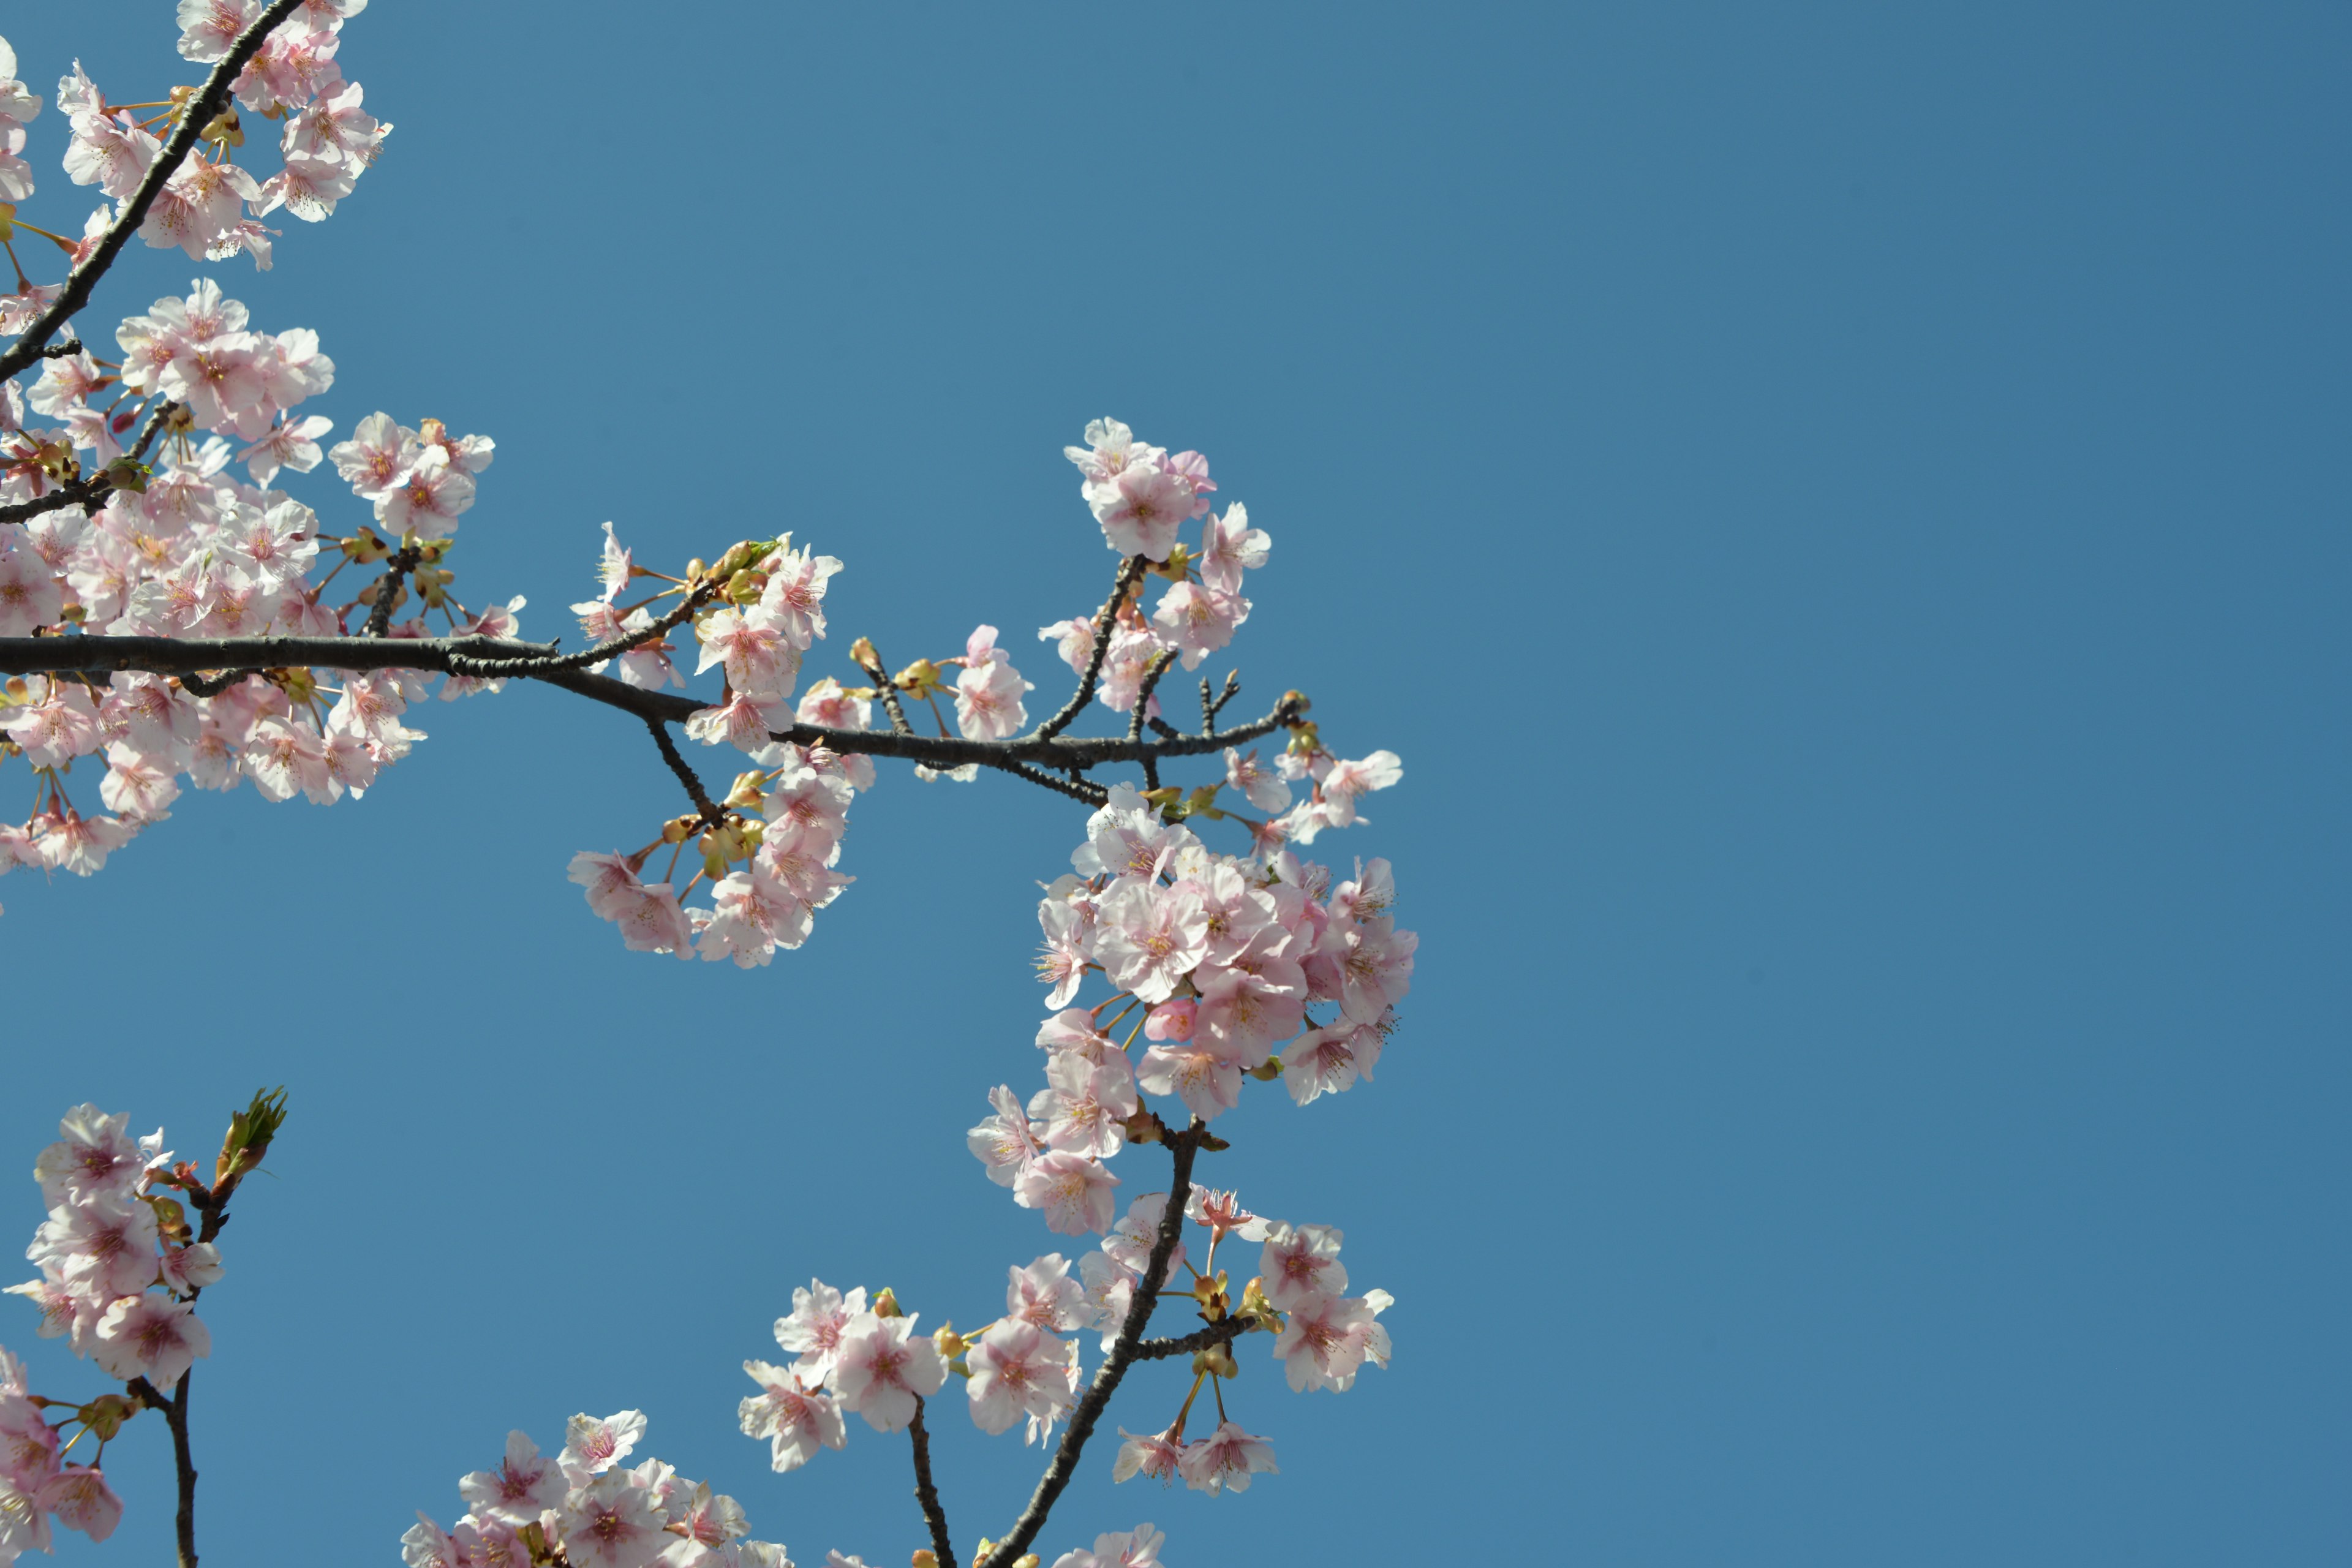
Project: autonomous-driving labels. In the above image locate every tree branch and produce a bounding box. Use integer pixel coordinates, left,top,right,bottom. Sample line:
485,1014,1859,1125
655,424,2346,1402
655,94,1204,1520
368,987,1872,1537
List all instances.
907,1395,958,1568
360,544,422,639
992,1121,1208,1564
0,0,312,382
1133,1316,1250,1362
0,636,1307,774
443,586,709,678
1031,556,1145,742
644,717,720,823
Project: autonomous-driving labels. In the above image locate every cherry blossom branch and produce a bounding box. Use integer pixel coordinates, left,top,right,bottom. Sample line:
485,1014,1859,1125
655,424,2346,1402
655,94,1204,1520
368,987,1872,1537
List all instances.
124,1374,201,1568
907,1395,958,1568
1031,556,1147,742
0,486,96,526
0,0,312,381
644,716,720,824
1127,650,1176,747
441,586,712,678
0,635,1309,775
36,339,85,360
851,639,916,737
1200,670,1239,736
991,1120,1208,1565
360,544,423,639
1133,1317,1250,1362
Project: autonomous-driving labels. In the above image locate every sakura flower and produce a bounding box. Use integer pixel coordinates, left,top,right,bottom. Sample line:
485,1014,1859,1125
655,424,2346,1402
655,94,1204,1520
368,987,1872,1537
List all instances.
954,645,1032,740
90,1295,209,1389
31,1104,145,1207
1071,785,1199,881
1135,1040,1243,1123
1028,1051,1137,1159
1088,462,1193,562
738,1363,846,1473
1006,1254,1091,1333
375,447,473,538
237,412,333,484
609,880,699,959
459,1431,566,1526
695,606,799,703
562,1410,648,1478
101,745,182,820
1270,1288,1393,1392
1015,1150,1121,1237
1281,1013,1389,1104
756,538,840,649
1036,1008,1117,1064
1177,1421,1277,1494
1198,502,1270,593
36,1465,121,1542
1317,750,1401,828
771,1279,869,1383
967,1085,1043,1189
1258,1223,1345,1310
1038,614,1095,675
1144,998,1196,1043
0,541,63,635
1064,418,1144,486
1091,878,1208,1005
1326,916,1417,1022
158,1241,223,1295
794,677,869,733
62,112,159,201
328,410,415,499
1035,900,1091,1008
1149,581,1247,669
686,690,788,753
1185,1188,1273,1245
32,810,136,876
557,1469,671,1568
568,851,647,921
831,1313,946,1433
1112,1428,1183,1485
1223,748,1291,814
1049,1524,1166,1568
966,1320,1074,1438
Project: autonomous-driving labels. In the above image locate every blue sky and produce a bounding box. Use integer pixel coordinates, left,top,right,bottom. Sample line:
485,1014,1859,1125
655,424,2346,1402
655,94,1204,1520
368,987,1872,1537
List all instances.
2,1,2346,1563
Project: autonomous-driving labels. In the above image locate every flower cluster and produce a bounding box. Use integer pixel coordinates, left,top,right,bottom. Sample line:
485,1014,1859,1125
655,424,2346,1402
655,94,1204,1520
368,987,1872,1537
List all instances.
404,1412,790,1568
0,1098,268,1565
1041,419,1267,717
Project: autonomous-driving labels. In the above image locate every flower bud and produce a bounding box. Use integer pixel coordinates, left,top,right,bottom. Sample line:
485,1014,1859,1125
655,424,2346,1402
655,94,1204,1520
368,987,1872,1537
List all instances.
661,816,695,845
873,1286,902,1319
725,772,768,811
895,659,943,698
727,568,761,605
1144,998,1197,1044
82,1395,136,1439
932,1324,967,1360
199,109,243,147
850,637,882,675
913,1555,938,1568
1246,1057,1283,1082
685,558,708,583
712,538,775,579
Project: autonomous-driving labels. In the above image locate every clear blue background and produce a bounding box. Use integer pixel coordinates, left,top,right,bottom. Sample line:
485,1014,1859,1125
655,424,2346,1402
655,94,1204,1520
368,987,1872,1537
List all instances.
3,2,2346,1562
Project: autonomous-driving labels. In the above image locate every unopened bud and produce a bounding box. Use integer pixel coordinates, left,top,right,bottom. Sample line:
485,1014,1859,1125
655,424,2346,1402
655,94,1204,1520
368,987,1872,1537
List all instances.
932,1324,967,1360
912,1555,938,1568
685,558,708,582
198,109,243,146
661,816,695,845
873,1287,902,1319
727,568,761,605
850,636,881,675
712,538,774,579
725,772,768,810
82,1394,136,1439
895,658,943,698
1247,1057,1283,1082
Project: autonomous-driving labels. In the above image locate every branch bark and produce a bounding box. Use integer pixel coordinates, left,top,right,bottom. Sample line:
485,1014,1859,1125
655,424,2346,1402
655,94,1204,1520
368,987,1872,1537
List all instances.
1031,556,1146,742
0,636,1307,775
907,1395,958,1568
990,1121,1208,1564
0,0,312,382
1133,1316,1250,1362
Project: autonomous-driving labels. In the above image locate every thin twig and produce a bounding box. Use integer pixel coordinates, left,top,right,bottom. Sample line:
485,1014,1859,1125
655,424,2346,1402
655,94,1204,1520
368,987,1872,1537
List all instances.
1134,1317,1251,1361
992,1121,1210,1563
854,639,915,737
361,544,422,639
1127,650,1175,745
1032,556,1146,742
446,586,708,678
0,0,312,382
907,1396,958,1568
644,717,720,823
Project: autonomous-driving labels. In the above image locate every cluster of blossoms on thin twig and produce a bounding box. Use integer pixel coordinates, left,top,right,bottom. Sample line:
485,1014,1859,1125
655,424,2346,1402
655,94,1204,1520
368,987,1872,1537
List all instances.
2,1093,282,1566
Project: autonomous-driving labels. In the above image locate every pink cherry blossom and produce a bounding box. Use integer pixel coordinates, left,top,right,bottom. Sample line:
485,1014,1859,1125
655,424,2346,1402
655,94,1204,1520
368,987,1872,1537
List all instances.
831,1313,946,1433
1015,1150,1121,1237
31,1105,145,1207
562,1410,647,1478
1092,878,1208,1005
965,1320,1074,1438
737,1362,847,1472
1271,1288,1393,1392
90,1294,209,1389
458,1431,566,1526
968,1085,1044,1189
1088,462,1191,562
556,1469,670,1568
1112,1428,1183,1485
771,1278,869,1382
36,1464,121,1542
1005,1254,1091,1333
1177,1421,1277,1494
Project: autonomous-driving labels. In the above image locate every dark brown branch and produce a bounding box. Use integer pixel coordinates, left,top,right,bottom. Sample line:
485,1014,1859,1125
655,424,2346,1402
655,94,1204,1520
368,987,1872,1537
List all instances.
1127,650,1175,745
993,1121,1208,1564
1206,670,1240,733
0,0,312,382
0,636,1307,770
360,545,422,639
987,756,1109,806
853,639,915,737
0,484,98,526
1134,1316,1250,1361
644,717,720,823
124,1374,200,1568
907,1396,958,1568
1032,556,1146,742
445,587,707,678
37,339,85,360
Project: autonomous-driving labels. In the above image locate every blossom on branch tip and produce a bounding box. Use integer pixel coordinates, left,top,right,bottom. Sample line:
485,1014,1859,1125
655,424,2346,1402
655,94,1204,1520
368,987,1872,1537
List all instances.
1175,1422,1276,1494
831,1313,945,1433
